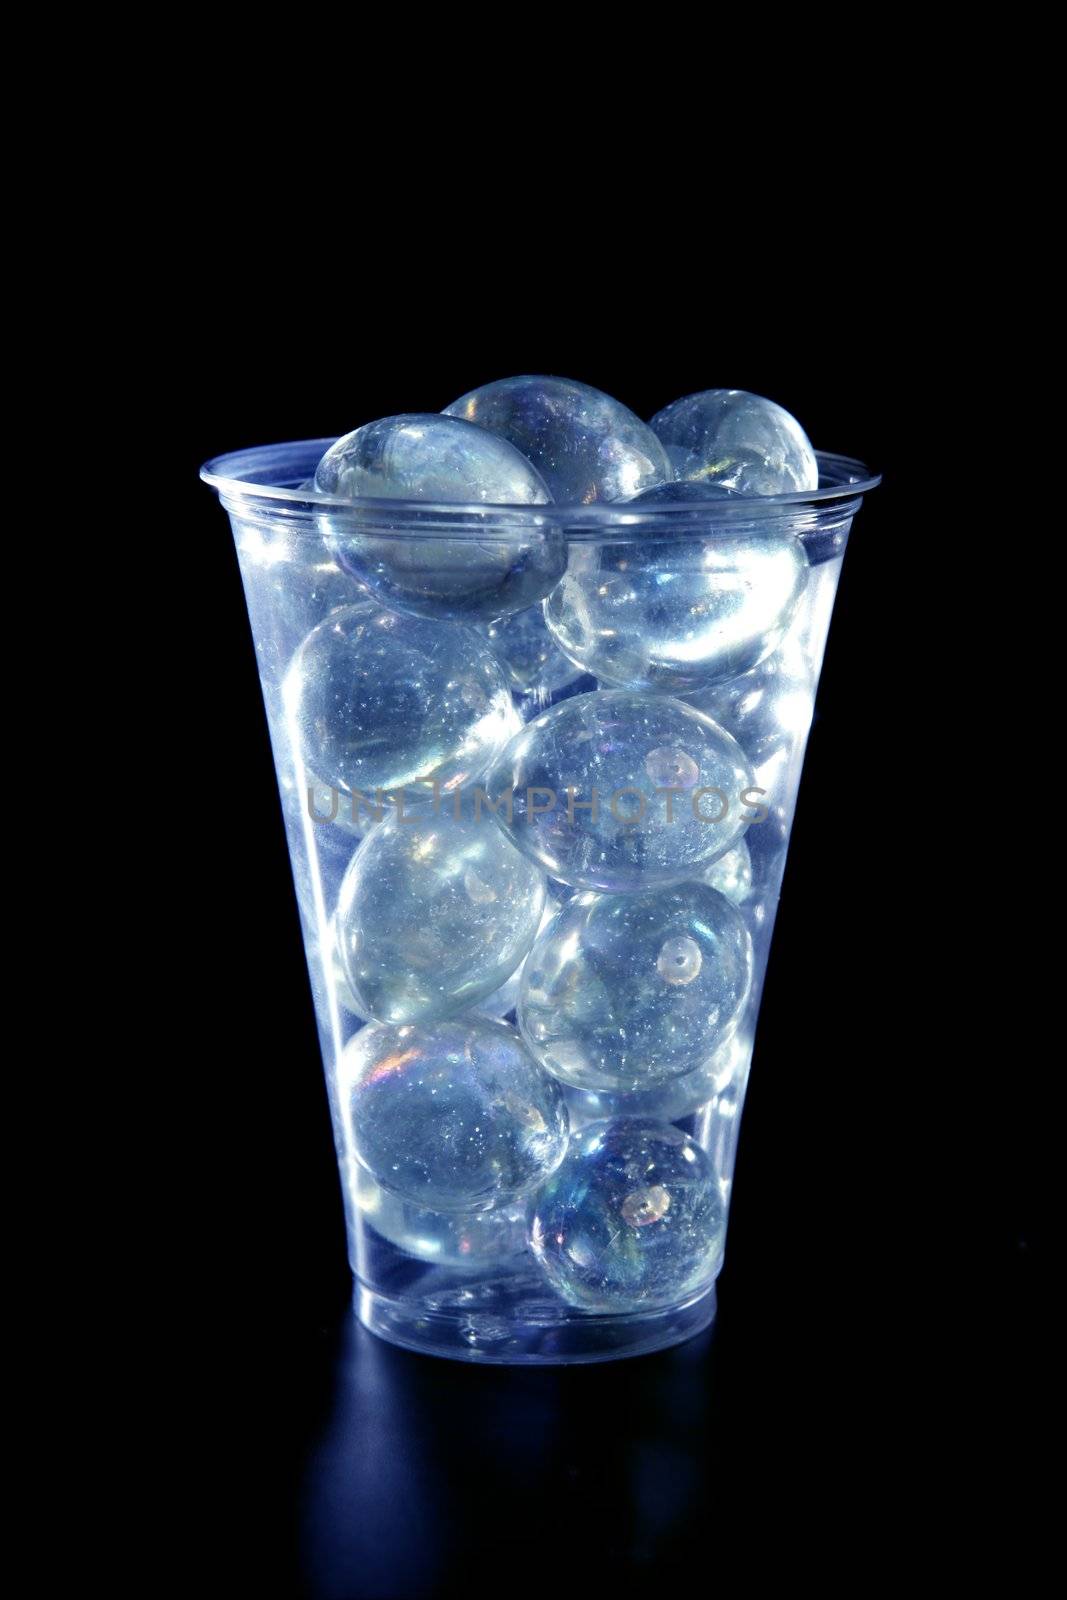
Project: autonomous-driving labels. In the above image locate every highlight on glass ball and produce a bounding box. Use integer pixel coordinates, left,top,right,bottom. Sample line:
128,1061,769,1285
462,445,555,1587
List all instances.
202,366,877,1363
341,1016,569,1214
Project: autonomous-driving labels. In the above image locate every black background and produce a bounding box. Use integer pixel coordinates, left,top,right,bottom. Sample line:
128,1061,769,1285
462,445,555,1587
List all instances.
163,277,1039,1595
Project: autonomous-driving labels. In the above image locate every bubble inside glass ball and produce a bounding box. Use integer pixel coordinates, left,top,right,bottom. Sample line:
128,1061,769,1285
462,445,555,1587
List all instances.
314,414,564,621
519,883,752,1091
444,375,671,504
543,526,809,694
283,601,518,801
335,810,546,1024
529,1118,725,1311
342,1016,568,1213
650,388,818,495
487,689,756,891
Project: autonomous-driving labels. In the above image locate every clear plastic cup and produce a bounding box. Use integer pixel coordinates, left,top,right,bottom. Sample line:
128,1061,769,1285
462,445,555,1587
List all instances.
202,440,879,1364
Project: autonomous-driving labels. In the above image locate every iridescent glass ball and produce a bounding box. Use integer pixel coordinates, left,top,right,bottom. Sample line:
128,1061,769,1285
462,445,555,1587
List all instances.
445,375,671,504
529,1118,724,1310
543,523,809,693
315,414,563,620
335,810,546,1023
486,690,756,891
518,884,752,1091
651,389,818,494
341,1017,568,1212
283,601,518,801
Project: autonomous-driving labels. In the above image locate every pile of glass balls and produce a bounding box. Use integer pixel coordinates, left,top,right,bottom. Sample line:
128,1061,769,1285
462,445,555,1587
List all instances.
284,378,819,1315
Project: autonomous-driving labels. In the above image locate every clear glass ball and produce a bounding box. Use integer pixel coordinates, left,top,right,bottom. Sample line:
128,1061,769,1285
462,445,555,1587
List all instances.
529,1118,724,1310
487,689,756,891
335,810,546,1024
518,884,752,1091
543,503,809,694
444,375,671,504
650,388,818,495
283,601,519,801
314,414,564,621
341,1017,568,1212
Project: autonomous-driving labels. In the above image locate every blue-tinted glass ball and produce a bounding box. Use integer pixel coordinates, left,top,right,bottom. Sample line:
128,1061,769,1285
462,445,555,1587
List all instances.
487,690,756,891
315,414,563,620
519,884,752,1091
543,525,809,693
445,375,671,504
651,389,818,495
341,1017,569,1212
529,1118,724,1310
335,810,546,1024
283,601,519,801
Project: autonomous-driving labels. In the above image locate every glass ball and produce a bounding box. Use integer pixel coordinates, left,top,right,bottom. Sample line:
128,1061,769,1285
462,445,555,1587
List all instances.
353,1164,526,1267
529,1118,724,1310
444,375,671,504
486,689,756,891
650,389,818,495
341,1017,568,1212
518,884,752,1091
314,414,563,622
543,525,809,694
335,810,546,1024
283,601,519,801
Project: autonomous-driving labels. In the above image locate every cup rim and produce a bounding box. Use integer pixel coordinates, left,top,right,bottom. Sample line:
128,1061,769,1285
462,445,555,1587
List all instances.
200,438,881,520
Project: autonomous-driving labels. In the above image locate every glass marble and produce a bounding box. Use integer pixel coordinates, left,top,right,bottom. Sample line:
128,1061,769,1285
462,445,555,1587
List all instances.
283,601,519,801
315,414,564,622
684,634,814,770
444,376,671,504
651,389,819,495
478,606,582,701
529,1118,725,1311
697,839,753,905
335,810,546,1024
341,1017,568,1212
519,884,752,1092
543,523,809,694
353,1163,526,1267
486,690,756,891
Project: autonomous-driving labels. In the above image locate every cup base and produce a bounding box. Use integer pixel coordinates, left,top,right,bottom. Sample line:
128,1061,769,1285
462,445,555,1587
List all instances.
356,1276,717,1365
